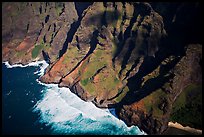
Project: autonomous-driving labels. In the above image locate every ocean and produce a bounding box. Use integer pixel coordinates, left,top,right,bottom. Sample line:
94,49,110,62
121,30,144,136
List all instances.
2,61,146,135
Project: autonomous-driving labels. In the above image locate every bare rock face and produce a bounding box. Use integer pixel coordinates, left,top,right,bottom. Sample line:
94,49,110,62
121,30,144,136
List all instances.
39,2,166,108
2,2,202,135
3,2,166,105
116,44,202,134
2,2,78,65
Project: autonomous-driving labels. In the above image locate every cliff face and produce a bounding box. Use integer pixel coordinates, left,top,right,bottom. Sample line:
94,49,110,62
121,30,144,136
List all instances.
2,2,202,135
116,44,202,134
39,2,167,107
2,2,78,65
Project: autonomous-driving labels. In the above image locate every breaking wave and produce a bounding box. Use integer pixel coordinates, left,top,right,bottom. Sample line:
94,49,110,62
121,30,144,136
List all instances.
3,61,146,135
32,84,146,135
4,60,49,76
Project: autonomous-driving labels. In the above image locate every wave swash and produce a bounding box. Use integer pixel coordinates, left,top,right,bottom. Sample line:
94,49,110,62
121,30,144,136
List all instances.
4,60,146,135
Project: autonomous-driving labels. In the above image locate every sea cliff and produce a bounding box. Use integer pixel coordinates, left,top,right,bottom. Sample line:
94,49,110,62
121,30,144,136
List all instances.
2,2,202,134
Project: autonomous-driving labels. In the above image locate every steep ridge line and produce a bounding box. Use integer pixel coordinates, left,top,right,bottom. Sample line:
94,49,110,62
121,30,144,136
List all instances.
59,29,99,83
58,3,92,58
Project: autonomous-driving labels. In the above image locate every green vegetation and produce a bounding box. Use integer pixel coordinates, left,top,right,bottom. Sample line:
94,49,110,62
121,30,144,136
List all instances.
143,89,166,117
97,36,106,44
62,47,80,64
80,48,107,95
79,45,122,96
32,44,44,58
16,51,25,57
103,74,119,91
81,57,106,80
80,78,89,86
82,81,96,95
55,2,64,16
115,86,129,102
111,38,118,56
170,84,202,129
114,77,119,83
95,49,103,57
32,41,50,59
39,14,45,20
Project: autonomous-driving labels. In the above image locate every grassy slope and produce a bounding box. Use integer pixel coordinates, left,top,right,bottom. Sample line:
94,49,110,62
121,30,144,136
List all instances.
79,45,121,96
143,89,166,118
170,84,202,129
31,41,51,59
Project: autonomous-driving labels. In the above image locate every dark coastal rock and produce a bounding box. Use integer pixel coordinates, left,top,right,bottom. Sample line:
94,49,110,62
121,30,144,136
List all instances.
2,2,202,135
70,82,95,102
2,2,78,65
116,44,202,134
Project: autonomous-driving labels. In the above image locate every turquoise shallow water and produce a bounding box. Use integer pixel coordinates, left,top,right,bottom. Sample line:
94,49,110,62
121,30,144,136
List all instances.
2,61,146,135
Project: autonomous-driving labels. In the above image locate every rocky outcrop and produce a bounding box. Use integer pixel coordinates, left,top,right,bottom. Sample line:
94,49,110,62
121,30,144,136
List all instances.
2,2,78,65
116,44,202,134
39,2,167,108
2,2,202,135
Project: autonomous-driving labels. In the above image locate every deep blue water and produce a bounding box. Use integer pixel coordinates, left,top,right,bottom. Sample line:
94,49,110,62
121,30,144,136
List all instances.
2,63,51,134
2,62,145,135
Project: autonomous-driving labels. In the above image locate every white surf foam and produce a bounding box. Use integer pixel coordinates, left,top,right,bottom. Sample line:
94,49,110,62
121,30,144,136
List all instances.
3,60,146,134
33,81,147,135
3,60,49,76
4,60,46,68
33,62,49,76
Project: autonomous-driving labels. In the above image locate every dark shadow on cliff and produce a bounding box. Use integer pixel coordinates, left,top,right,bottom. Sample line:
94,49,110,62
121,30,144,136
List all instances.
58,21,81,58
62,30,99,78
151,2,203,45
115,2,203,108
56,2,203,110
58,9,121,59
42,50,51,64
58,2,92,58
109,3,168,84
111,54,181,108
84,10,121,29
75,2,93,18
86,30,99,55
152,2,203,51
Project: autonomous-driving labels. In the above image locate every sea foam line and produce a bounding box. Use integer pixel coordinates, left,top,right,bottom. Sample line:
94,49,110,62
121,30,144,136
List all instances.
33,80,147,135
3,60,146,135
3,60,49,76
4,60,46,68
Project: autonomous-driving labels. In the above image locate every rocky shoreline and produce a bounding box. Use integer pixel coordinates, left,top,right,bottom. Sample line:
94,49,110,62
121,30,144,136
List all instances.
2,2,202,135
163,122,202,135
